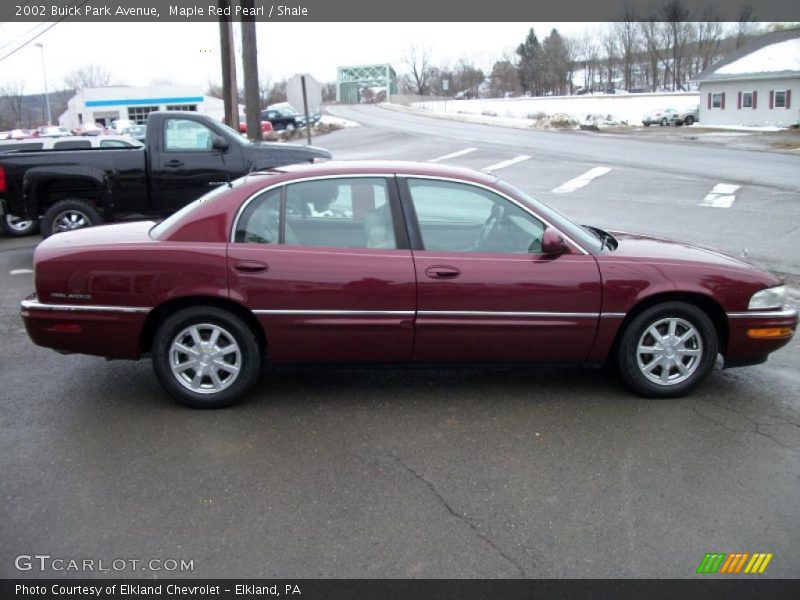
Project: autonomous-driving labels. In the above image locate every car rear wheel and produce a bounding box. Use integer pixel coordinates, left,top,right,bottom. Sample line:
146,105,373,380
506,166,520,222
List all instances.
684,115,694,126
152,306,261,408
617,302,718,398
41,199,102,238
0,214,40,237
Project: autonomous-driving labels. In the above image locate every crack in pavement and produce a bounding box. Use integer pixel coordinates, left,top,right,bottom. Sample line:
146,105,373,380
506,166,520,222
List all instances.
690,405,798,450
386,450,529,577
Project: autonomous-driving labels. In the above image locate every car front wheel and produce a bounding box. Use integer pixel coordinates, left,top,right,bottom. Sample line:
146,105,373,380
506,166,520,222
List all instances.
152,306,261,408
617,302,718,398
684,115,694,126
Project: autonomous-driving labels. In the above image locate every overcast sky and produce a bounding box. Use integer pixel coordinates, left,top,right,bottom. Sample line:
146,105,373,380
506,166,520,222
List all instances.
0,21,598,94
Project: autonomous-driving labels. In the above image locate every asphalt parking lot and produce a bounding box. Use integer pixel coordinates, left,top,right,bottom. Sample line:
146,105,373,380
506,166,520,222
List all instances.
2,107,799,578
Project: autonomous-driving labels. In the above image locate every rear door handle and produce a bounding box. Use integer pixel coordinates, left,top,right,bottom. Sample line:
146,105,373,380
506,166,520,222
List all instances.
164,159,184,168
234,260,269,273
425,265,461,279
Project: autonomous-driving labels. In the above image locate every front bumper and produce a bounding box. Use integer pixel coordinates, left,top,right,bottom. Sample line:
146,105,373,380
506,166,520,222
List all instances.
724,306,798,368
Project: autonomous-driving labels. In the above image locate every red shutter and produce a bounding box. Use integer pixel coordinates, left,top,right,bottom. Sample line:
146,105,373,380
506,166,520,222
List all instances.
752,90,757,109
707,92,711,109
786,89,792,109
769,90,774,109
721,92,725,109
737,91,742,109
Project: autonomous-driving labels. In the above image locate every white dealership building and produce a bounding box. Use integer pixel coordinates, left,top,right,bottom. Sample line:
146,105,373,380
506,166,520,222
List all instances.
58,85,230,130
697,28,799,128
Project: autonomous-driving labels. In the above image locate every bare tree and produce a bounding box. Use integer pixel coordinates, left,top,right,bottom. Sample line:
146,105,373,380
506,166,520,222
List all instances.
0,80,27,127
490,57,521,97
736,5,757,48
602,26,618,90
662,0,694,90
64,65,113,90
403,46,433,96
614,4,640,91
321,82,336,103
640,20,666,91
695,11,723,74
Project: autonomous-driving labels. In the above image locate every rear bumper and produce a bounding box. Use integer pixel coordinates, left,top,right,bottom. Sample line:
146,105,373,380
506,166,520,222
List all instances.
20,295,149,360
724,306,798,368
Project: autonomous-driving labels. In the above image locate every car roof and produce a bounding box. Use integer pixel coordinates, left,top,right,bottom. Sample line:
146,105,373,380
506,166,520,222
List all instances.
265,160,501,185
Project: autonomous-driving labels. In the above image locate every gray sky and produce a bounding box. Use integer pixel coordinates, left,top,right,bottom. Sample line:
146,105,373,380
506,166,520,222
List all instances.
0,21,597,93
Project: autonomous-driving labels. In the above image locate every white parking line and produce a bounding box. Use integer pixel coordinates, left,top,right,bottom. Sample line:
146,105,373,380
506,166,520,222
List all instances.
10,268,33,275
428,147,477,163
552,167,612,193
482,155,531,172
700,183,741,208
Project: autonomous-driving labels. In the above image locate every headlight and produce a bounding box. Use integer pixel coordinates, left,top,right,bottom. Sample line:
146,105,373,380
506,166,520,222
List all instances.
748,285,787,310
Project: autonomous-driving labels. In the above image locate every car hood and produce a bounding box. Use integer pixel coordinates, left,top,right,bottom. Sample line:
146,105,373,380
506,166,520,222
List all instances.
607,230,776,275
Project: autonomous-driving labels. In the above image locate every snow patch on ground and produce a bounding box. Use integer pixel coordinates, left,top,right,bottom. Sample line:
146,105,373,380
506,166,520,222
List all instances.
320,114,360,128
717,38,800,74
694,124,785,132
409,93,700,128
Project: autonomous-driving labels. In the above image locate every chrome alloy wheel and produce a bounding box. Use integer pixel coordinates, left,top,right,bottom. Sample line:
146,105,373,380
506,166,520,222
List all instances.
52,210,90,232
169,323,242,394
636,317,703,386
4,214,34,232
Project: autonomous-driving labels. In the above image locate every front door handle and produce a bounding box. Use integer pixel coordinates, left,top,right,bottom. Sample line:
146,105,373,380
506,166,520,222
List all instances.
234,260,269,273
164,159,184,168
425,265,461,279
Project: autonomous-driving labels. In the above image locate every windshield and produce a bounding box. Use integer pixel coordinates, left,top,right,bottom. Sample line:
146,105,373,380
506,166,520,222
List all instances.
494,179,603,253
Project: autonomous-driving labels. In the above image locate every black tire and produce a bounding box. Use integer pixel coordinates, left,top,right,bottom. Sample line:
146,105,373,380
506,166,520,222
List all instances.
152,306,261,408
617,302,718,398
41,198,102,238
643,122,651,127
684,115,694,126
0,213,40,237
660,118,668,126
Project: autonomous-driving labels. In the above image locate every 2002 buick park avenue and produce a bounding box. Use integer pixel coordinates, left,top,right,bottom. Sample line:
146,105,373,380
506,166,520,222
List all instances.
20,161,797,407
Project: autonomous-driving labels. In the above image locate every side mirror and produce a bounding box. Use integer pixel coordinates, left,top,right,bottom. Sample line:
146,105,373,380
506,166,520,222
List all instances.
540,227,569,256
211,136,229,152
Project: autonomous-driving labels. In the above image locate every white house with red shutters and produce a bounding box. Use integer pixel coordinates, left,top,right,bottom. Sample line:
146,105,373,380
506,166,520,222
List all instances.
696,28,799,128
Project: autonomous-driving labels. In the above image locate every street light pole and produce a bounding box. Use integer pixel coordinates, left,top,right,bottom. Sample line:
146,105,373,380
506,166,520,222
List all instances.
34,42,52,126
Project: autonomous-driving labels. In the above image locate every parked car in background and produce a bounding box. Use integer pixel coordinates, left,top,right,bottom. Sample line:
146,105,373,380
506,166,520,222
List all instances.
19,161,797,408
0,111,331,238
673,106,700,126
74,122,104,136
642,108,678,127
35,126,71,138
120,124,147,142
237,116,275,135
260,106,302,131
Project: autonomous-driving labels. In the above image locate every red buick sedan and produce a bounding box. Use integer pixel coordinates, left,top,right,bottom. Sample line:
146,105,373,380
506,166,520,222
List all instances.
21,161,797,407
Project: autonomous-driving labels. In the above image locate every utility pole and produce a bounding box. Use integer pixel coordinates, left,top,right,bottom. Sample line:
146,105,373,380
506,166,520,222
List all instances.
218,0,238,130
34,42,52,126
240,0,262,141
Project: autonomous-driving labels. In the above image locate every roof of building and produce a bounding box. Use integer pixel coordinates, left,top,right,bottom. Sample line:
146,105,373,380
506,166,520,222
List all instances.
696,28,800,83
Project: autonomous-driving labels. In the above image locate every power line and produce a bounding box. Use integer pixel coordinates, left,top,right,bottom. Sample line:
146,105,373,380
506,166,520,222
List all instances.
0,0,88,64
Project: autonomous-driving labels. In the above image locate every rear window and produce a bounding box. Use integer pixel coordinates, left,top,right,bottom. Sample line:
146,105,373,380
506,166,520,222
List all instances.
149,184,232,239
53,140,92,150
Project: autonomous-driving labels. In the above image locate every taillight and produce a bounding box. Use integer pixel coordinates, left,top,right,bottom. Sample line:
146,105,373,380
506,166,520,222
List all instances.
0,166,6,193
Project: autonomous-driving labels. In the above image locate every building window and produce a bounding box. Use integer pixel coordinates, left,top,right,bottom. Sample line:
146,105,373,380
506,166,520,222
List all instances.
742,92,753,108
127,106,159,124
774,91,786,108
711,93,722,108
166,104,198,112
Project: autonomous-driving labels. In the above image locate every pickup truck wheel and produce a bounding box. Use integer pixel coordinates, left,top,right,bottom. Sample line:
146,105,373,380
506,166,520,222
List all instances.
684,115,694,126
152,306,261,408
617,302,718,398
41,199,102,238
0,214,40,237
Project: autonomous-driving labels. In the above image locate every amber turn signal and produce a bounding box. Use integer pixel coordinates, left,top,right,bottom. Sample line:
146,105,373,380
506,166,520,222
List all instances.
747,327,793,339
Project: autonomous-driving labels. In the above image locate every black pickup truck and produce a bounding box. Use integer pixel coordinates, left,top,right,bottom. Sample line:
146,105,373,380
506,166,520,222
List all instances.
0,111,331,238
